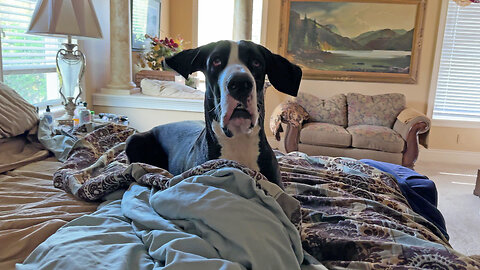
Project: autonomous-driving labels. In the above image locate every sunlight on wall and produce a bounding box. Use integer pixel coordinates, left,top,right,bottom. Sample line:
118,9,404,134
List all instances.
198,0,262,46
196,0,263,91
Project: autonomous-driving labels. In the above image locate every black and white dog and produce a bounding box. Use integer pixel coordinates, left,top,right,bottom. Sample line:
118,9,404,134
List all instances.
125,40,302,188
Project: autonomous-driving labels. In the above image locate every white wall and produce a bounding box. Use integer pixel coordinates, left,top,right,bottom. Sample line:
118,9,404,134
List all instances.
79,0,110,109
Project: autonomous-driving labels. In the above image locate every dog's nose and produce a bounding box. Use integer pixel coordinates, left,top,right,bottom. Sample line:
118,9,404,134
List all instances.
227,73,254,104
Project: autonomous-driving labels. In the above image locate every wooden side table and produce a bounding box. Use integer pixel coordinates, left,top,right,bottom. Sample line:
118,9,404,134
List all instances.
475,169,480,197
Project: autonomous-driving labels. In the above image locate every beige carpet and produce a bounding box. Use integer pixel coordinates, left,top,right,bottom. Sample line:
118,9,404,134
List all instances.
414,160,480,256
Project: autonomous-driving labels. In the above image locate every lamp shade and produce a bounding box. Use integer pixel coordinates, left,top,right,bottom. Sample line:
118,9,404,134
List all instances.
27,0,102,39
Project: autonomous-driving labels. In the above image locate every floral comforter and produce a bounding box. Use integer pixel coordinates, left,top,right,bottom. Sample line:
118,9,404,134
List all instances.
50,124,480,269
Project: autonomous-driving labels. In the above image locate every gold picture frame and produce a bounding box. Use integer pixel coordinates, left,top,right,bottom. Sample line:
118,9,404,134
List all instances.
278,0,426,83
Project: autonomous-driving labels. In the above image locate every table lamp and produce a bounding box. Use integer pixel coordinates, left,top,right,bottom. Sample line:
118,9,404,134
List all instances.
27,0,103,120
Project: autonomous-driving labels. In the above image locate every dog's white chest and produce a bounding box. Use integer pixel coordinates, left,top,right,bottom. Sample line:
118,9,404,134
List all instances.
212,121,260,171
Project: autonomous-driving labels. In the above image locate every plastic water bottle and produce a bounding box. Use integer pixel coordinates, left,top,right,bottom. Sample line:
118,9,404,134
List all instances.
44,105,53,125
79,102,91,125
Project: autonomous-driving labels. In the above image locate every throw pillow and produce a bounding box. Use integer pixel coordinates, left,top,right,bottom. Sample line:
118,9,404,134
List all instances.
295,93,347,127
347,93,406,128
0,82,39,138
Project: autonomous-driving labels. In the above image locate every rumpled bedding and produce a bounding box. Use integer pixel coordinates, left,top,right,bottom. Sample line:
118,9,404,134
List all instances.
0,135,49,173
12,124,480,269
0,158,98,269
18,124,316,269
360,159,448,240
18,167,305,270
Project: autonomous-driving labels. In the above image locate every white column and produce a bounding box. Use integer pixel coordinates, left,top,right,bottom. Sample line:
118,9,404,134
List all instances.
101,0,139,95
233,0,253,41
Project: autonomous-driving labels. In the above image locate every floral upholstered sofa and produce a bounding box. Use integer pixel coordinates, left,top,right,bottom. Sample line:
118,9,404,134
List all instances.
270,92,431,168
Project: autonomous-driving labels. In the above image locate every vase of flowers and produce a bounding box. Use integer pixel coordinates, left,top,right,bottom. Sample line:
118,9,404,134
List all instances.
139,34,184,71
135,35,198,88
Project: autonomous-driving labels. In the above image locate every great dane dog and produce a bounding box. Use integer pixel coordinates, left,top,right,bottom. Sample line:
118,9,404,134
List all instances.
125,40,302,188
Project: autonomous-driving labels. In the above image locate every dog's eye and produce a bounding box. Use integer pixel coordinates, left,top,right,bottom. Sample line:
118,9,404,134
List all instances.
212,58,222,67
252,59,261,68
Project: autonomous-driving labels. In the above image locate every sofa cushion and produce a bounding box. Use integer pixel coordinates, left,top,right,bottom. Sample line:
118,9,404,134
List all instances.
295,93,347,127
347,125,404,153
347,93,406,128
300,123,351,148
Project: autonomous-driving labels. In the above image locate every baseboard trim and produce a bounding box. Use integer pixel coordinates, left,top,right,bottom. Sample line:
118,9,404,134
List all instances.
419,148,480,165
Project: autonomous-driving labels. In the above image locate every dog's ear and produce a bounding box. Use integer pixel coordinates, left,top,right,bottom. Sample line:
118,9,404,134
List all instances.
260,47,302,97
165,43,214,79
164,48,202,79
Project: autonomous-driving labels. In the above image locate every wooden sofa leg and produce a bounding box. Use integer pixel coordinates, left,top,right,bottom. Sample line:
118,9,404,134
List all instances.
474,170,480,197
402,122,427,169
284,125,300,153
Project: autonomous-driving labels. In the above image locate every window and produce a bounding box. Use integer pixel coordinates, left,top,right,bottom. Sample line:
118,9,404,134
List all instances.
0,0,67,105
198,0,263,46
431,1,480,122
131,0,161,50
196,0,264,90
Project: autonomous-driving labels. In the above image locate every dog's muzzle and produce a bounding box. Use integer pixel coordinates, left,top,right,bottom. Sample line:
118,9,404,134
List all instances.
219,71,258,137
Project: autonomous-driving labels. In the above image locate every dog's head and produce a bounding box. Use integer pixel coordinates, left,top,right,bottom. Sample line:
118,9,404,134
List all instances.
165,40,302,137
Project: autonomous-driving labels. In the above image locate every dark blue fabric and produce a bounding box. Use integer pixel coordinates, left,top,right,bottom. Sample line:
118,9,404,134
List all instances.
360,159,449,240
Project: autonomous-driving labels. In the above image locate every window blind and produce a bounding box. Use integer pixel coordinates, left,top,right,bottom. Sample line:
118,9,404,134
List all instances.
132,0,149,43
0,0,66,75
432,1,480,121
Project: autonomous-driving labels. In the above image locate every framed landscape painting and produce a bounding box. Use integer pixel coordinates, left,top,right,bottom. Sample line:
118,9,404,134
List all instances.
278,0,426,83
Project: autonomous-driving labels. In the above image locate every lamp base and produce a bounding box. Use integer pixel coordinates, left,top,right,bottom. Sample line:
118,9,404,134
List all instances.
60,97,77,119
58,112,74,121
57,38,84,113
57,110,74,126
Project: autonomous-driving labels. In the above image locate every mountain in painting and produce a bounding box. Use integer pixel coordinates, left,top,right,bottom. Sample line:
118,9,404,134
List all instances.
353,29,413,50
288,10,363,52
288,10,413,52
385,29,414,51
324,24,340,35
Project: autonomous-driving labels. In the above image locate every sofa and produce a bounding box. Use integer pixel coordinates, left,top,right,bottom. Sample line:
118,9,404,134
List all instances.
270,92,431,168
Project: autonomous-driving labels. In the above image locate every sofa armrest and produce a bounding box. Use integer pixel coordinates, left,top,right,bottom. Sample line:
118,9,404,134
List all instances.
270,100,309,141
393,108,431,145
393,108,431,168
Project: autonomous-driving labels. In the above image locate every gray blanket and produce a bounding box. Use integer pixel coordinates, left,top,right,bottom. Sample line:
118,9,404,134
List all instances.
17,167,319,269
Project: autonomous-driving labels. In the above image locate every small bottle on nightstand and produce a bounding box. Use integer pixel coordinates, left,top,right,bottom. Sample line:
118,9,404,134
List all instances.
44,105,54,125
79,102,91,125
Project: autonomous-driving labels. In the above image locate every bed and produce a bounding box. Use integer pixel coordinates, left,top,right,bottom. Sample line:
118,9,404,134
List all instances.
0,123,478,269
1,83,480,269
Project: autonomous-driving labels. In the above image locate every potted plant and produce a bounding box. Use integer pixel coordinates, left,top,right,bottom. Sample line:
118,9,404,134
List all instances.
135,35,184,86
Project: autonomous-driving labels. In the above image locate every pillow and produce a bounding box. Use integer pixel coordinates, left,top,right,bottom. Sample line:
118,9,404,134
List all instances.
0,82,39,138
140,79,204,99
347,93,406,128
294,93,347,127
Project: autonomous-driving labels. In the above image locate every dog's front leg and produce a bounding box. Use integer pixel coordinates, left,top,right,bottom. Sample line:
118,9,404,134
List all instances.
125,131,169,170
